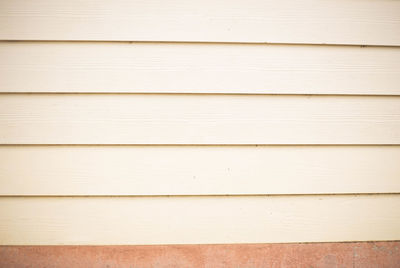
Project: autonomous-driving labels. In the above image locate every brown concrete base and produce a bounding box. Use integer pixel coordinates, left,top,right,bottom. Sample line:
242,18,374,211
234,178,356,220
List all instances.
1,242,399,268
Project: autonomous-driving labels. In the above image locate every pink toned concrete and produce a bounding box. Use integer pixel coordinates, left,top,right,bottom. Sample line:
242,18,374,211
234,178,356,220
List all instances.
1,242,399,268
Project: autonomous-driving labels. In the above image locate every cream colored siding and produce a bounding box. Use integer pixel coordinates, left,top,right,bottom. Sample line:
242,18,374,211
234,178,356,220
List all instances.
1,195,400,245
1,0,400,45
0,0,399,245
1,94,399,144
1,42,400,95
1,146,400,196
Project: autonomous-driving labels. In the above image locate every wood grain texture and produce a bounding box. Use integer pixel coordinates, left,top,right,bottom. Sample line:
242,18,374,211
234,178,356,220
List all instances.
1,146,400,195
1,42,400,95
0,94,399,144
1,0,400,46
0,195,399,245
2,242,400,268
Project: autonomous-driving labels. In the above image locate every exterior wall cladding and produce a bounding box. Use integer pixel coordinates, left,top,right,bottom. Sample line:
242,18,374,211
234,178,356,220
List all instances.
0,0,399,266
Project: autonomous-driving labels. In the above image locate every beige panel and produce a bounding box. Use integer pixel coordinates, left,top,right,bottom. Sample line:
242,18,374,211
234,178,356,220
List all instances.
1,94,399,144
1,146,400,195
1,0,400,45
1,42,400,95
0,195,399,245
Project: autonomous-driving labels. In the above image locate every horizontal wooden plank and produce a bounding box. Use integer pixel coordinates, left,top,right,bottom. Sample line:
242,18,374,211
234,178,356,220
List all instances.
1,0,400,46
0,94,399,144
2,242,400,267
1,195,399,244
1,146,400,195
1,42,400,95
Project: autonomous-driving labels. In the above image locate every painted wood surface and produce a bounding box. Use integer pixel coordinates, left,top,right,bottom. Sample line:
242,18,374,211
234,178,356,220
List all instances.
1,0,400,248
0,195,399,245
1,145,400,195
1,94,399,144
1,42,400,95
1,0,400,46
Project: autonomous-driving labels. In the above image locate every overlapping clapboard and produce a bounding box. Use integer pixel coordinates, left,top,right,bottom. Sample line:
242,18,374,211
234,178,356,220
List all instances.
1,0,400,45
0,0,399,245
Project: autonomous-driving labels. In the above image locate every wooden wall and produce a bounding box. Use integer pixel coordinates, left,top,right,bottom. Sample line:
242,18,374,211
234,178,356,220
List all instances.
0,0,400,246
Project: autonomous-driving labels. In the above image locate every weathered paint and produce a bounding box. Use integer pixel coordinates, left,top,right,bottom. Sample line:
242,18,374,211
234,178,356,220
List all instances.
1,242,399,268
